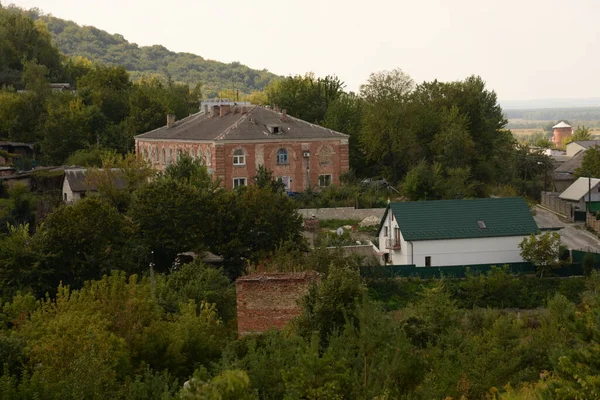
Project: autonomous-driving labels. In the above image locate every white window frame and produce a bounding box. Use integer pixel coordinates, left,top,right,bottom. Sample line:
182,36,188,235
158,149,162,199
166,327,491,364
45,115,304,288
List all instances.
206,148,211,166
318,174,332,187
280,176,290,190
233,149,245,166
233,177,247,188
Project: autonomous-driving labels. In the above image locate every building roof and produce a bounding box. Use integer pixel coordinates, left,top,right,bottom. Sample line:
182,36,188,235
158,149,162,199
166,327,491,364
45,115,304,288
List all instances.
134,106,349,142
0,141,34,150
567,140,600,150
555,150,586,174
559,177,600,201
64,168,127,192
378,197,539,241
553,121,572,129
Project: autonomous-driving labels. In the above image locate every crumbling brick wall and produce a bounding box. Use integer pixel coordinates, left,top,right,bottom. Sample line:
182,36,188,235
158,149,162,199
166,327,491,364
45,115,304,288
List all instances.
236,272,319,337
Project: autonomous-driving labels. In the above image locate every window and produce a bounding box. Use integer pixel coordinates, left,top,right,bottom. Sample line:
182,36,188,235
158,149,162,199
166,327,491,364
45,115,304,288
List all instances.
233,148,245,165
317,146,333,165
394,227,400,241
277,148,288,165
280,176,290,190
425,256,431,267
190,148,195,159
162,149,166,163
63,193,67,201
206,148,211,166
273,126,280,133
233,177,247,188
319,174,332,187
169,149,173,163
384,226,388,237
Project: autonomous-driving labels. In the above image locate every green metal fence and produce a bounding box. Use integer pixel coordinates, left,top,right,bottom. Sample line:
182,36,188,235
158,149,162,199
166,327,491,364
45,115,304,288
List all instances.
572,250,600,265
360,262,585,279
360,262,536,279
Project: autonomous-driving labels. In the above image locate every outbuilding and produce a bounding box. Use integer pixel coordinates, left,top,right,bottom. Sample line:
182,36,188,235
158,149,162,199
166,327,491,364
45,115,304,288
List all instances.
376,197,539,266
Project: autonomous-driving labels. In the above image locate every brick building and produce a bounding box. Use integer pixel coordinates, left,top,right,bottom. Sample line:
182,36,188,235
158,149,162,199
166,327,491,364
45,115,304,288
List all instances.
134,105,349,191
236,271,319,337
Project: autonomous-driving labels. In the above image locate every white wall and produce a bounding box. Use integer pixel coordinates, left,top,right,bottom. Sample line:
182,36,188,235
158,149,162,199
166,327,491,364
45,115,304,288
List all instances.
62,178,83,203
392,236,528,267
566,142,586,157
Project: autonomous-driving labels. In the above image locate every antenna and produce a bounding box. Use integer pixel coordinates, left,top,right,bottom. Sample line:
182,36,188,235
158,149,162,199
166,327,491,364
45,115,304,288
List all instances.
336,227,344,236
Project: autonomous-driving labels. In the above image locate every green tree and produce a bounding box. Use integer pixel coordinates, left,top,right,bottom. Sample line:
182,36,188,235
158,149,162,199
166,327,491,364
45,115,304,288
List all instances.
575,146,600,178
295,264,366,346
265,73,345,123
323,93,369,174
568,125,591,143
129,178,212,272
38,197,139,289
252,165,285,193
519,232,561,277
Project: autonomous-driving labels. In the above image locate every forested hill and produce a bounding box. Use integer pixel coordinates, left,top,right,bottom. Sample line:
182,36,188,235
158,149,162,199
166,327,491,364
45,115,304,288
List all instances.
23,8,278,97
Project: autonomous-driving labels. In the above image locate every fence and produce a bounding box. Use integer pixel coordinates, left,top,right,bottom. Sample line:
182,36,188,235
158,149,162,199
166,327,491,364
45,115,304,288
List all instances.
540,191,572,218
360,262,586,279
298,207,385,221
360,262,536,279
572,249,600,265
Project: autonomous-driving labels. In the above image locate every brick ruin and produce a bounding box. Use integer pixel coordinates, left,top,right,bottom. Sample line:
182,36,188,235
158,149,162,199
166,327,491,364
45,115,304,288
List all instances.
236,271,320,337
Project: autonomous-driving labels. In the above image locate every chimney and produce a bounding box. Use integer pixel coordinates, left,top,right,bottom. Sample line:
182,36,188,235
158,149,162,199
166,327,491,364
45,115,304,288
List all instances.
166,114,176,129
241,106,248,114
274,105,280,113
204,104,209,114
281,109,287,121
211,105,219,117
220,104,231,117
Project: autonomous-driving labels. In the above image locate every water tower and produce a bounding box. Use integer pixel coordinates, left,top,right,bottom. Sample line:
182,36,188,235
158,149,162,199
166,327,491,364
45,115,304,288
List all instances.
553,121,572,147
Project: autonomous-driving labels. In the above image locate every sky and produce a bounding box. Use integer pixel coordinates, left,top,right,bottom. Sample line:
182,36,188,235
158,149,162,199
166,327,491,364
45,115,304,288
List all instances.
7,0,600,102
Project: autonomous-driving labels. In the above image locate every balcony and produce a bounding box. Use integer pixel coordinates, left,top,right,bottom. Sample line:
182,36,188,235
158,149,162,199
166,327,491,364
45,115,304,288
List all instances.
385,238,401,250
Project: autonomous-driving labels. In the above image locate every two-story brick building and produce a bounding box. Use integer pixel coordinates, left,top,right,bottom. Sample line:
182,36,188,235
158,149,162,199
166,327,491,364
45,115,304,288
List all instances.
134,105,349,191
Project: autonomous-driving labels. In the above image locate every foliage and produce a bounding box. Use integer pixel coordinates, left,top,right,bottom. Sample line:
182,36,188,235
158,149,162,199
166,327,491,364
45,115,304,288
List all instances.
251,164,285,193
520,232,561,277
26,9,278,97
569,125,592,143
265,73,345,123
295,264,366,345
576,146,600,178
65,145,118,167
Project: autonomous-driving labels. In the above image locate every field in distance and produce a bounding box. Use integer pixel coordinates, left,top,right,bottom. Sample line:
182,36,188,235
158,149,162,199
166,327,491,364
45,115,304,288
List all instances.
511,128,600,136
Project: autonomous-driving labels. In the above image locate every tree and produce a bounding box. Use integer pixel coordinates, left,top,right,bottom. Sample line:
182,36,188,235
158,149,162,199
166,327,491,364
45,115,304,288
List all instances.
323,93,369,174
575,146,600,178
37,197,139,289
519,232,561,277
252,165,285,193
265,73,345,123
360,69,414,102
568,125,591,143
129,177,215,272
163,153,214,189
40,95,106,165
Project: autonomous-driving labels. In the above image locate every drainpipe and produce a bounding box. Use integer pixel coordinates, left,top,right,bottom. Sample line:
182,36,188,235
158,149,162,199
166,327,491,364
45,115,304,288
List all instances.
409,241,414,265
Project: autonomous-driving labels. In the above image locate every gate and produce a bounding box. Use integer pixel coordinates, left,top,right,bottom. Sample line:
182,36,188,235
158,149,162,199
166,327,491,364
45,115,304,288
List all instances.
574,211,587,222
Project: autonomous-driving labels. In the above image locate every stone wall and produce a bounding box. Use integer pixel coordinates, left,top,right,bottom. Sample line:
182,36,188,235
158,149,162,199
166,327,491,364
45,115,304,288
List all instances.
587,212,600,232
540,191,572,218
299,207,385,221
236,271,319,337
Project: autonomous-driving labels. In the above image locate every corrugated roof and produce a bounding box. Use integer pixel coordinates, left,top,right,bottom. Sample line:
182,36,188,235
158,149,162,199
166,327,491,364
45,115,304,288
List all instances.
555,150,586,174
134,106,349,142
378,197,539,241
65,168,127,192
568,140,600,150
559,177,600,201
553,121,572,129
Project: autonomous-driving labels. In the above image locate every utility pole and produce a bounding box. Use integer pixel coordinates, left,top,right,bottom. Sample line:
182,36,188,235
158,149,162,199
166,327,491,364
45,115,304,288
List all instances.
149,250,156,298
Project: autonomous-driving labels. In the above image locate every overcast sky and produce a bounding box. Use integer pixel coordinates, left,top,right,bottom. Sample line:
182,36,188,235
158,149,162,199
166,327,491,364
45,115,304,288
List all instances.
7,0,600,102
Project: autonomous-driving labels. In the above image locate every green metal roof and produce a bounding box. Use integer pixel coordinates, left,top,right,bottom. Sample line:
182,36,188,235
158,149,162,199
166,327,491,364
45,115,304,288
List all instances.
378,197,539,241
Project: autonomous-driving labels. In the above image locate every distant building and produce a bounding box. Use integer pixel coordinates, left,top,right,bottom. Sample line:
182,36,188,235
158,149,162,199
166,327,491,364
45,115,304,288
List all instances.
62,168,127,203
0,142,34,165
553,121,572,146
134,105,350,191
376,197,539,266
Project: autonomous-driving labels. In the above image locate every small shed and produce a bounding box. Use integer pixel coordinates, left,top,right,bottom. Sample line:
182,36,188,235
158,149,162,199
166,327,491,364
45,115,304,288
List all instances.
62,168,127,202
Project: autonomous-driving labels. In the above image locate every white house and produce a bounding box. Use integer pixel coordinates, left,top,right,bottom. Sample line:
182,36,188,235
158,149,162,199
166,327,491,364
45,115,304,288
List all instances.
559,177,600,212
566,140,600,157
62,168,127,203
376,197,539,267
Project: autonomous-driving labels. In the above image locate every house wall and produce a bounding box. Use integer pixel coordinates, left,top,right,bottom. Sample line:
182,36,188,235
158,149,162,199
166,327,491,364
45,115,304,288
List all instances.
554,127,572,147
135,138,349,192
298,207,385,220
378,213,409,265
236,272,319,337
62,177,74,202
566,142,586,157
406,236,529,267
